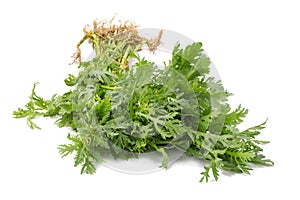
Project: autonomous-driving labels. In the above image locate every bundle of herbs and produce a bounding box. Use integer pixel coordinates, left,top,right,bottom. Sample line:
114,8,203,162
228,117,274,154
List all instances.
13,19,273,182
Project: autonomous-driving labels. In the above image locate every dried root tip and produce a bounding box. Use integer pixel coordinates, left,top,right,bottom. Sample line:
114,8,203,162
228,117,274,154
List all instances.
70,48,81,65
71,17,163,65
147,29,163,52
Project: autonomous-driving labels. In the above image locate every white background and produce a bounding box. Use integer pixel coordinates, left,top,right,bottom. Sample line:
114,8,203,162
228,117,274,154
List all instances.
1,0,299,199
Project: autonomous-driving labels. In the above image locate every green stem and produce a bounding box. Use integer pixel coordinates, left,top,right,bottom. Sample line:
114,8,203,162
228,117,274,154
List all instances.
99,85,121,90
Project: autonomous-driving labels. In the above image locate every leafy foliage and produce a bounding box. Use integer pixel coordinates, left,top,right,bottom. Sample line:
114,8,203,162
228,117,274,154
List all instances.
13,21,273,182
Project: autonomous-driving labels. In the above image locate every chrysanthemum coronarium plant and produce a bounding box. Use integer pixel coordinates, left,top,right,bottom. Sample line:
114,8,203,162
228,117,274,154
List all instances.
13,17,273,182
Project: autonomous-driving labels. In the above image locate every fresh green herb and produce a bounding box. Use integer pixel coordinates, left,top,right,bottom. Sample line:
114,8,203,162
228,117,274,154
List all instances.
13,19,273,182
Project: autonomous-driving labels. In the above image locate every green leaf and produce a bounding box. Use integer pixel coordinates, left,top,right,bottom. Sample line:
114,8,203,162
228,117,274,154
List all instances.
225,105,248,126
200,166,210,183
156,147,169,169
64,74,77,86
241,120,268,138
95,97,111,124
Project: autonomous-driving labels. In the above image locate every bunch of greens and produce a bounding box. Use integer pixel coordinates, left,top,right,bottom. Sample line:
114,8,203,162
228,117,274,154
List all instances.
13,19,273,182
